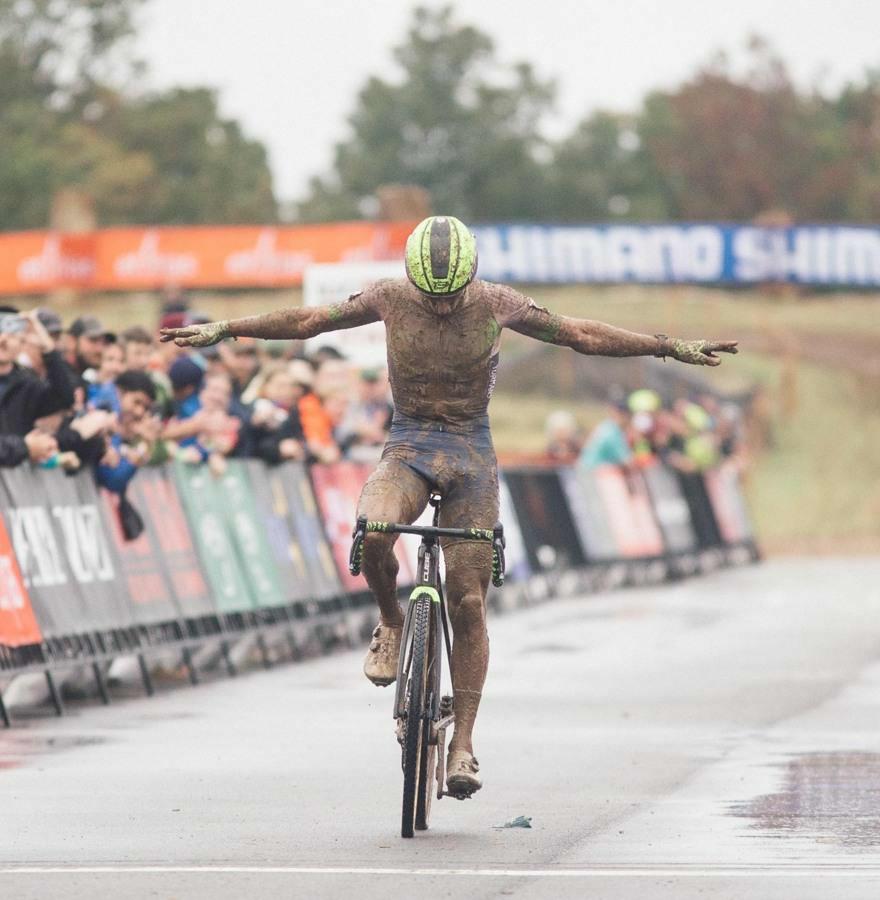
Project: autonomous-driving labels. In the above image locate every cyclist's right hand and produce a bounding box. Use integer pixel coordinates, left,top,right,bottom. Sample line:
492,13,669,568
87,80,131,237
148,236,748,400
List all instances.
159,320,230,347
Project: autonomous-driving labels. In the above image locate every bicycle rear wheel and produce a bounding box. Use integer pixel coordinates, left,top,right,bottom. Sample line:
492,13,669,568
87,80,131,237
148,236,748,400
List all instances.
401,593,432,838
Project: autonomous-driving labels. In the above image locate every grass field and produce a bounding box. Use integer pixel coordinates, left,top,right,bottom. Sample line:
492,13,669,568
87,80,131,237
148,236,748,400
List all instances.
21,285,880,554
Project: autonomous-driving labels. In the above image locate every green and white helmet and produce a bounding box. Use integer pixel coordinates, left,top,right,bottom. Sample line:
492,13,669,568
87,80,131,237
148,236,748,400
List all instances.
404,215,478,297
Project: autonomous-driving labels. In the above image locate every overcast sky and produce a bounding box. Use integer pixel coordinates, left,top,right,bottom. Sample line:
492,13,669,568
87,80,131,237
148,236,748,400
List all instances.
137,1,879,204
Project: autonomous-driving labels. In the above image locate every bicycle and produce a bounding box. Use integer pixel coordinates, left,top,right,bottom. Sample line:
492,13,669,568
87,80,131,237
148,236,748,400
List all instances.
349,494,505,838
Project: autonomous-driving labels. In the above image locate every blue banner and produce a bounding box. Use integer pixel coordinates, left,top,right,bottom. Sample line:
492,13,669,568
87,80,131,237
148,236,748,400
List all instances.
472,224,880,286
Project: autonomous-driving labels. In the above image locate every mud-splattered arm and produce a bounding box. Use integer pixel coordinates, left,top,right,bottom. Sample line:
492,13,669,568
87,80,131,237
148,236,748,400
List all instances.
490,283,737,367
159,289,383,347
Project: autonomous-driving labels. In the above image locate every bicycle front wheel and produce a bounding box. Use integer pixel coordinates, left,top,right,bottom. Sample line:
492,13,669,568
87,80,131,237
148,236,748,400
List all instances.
401,593,432,838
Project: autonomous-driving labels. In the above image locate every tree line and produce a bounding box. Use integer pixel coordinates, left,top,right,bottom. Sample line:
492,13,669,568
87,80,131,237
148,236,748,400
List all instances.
2,2,879,232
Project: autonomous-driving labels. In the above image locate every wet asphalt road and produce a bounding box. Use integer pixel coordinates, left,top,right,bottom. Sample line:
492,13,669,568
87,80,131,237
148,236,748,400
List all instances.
2,558,880,899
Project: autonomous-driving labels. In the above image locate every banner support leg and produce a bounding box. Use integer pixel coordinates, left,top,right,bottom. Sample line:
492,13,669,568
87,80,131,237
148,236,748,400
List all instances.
256,632,272,670
137,654,154,697
182,647,199,685
92,662,110,705
221,641,237,677
0,691,10,727
45,670,63,716
285,629,299,662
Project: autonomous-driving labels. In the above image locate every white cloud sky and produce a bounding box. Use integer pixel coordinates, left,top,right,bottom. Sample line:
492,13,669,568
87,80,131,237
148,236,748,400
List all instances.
137,0,880,202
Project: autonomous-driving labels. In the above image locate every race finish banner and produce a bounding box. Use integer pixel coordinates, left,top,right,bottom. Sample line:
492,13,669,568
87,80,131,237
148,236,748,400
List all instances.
129,467,214,618
0,468,130,636
0,510,42,647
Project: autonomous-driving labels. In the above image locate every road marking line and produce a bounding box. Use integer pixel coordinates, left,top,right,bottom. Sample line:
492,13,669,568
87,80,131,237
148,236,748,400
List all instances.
2,866,880,878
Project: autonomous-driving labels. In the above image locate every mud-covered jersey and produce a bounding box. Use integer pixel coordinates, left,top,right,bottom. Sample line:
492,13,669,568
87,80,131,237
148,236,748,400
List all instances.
326,278,563,425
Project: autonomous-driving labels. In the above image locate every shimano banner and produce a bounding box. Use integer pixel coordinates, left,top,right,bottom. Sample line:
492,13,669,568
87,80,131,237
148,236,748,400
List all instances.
472,224,880,286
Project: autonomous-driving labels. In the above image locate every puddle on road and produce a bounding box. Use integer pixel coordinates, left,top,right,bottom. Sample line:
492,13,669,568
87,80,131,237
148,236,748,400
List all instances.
730,751,880,848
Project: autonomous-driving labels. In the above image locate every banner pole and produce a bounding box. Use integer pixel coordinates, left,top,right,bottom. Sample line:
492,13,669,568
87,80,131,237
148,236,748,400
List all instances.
137,654,154,697
91,662,110,705
44,670,63,716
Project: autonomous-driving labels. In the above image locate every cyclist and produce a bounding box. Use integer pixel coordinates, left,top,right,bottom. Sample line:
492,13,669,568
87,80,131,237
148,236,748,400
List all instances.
160,215,737,798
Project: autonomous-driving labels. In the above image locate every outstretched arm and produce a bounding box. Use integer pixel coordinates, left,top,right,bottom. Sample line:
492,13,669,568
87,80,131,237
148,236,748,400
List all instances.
494,287,737,367
159,289,382,347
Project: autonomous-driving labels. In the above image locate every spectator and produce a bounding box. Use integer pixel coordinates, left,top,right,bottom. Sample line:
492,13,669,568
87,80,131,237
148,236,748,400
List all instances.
120,326,154,372
0,310,77,467
121,325,174,420
249,364,307,465
579,400,632,470
87,342,126,413
66,315,114,380
95,371,158,494
545,410,582,464
290,359,340,464
333,368,393,462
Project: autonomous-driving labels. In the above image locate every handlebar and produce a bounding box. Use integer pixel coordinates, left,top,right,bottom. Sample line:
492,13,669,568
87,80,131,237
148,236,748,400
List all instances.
348,516,506,587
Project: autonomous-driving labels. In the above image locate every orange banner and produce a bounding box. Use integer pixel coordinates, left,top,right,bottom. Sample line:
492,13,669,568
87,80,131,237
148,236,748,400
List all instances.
0,514,42,647
0,222,415,294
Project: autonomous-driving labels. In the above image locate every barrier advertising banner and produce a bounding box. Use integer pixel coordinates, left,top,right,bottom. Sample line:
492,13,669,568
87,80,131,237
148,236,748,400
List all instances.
503,469,586,571
172,461,255,614
101,488,181,625
591,465,665,558
497,474,530,582
129,467,214,618
0,222,414,294
0,467,130,636
0,511,42,647
472,223,880,287
245,461,317,602
215,462,287,608
309,462,414,592
276,462,341,599
703,464,754,544
557,467,619,561
641,463,698,553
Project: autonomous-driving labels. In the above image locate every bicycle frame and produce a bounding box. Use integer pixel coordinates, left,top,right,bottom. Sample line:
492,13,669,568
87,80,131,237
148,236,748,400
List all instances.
392,499,453,730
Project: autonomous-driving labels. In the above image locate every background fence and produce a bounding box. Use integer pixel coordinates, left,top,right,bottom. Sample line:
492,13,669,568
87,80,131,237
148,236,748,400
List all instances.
0,458,757,724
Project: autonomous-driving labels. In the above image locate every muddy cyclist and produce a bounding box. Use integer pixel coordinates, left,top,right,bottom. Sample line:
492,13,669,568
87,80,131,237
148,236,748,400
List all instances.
160,215,737,798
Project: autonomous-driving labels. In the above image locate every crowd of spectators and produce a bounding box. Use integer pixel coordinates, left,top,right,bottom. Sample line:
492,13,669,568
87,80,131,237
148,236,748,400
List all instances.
545,387,747,475
0,298,393,513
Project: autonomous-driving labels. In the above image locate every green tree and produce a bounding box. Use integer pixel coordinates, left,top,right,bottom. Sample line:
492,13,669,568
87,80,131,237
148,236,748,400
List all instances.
0,0,277,230
297,5,555,222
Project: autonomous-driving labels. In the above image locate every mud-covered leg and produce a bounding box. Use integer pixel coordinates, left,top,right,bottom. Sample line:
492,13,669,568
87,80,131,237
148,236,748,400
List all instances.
358,460,430,685
443,542,492,756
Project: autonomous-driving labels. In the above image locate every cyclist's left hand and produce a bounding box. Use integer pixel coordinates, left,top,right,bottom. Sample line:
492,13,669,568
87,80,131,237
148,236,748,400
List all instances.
669,339,738,366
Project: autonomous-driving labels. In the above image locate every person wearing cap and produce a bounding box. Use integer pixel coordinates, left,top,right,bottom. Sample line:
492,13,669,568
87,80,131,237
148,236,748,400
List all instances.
0,310,78,467
66,315,115,400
